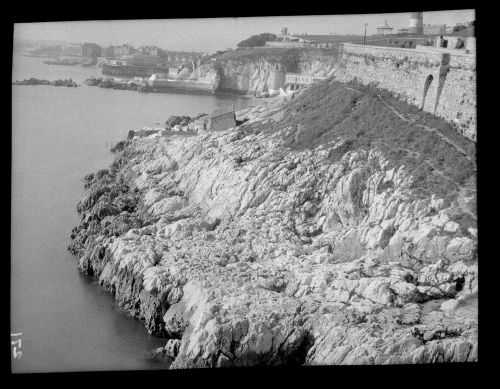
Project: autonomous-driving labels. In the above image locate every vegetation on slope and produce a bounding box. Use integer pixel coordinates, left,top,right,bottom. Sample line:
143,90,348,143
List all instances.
237,33,277,48
240,80,476,205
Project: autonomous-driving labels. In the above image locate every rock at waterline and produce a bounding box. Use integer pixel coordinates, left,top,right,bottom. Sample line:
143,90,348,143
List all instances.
13,77,78,87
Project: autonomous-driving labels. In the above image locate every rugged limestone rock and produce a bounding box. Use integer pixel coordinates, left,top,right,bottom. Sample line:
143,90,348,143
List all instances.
70,80,477,367
172,50,336,96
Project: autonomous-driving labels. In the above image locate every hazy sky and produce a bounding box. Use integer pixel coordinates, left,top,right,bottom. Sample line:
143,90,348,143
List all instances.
14,10,474,53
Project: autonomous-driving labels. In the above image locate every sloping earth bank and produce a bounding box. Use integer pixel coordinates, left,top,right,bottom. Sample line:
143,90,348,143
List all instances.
69,80,477,367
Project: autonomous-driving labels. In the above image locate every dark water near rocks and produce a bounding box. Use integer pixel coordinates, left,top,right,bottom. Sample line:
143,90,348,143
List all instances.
11,55,256,373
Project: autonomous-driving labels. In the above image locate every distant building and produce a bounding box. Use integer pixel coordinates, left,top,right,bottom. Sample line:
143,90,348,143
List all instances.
82,43,102,57
162,51,203,65
423,24,447,35
376,20,394,35
62,44,82,56
130,54,162,66
140,46,159,56
265,40,308,48
281,27,288,36
101,46,114,57
270,34,340,48
408,12,424,35
209,106,236,131
113,44,135,58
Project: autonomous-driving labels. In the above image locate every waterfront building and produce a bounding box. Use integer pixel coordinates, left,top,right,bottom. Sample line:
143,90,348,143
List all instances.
209,106,236,131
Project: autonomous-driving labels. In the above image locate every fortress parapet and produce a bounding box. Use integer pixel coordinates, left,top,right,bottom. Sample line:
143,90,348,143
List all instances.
336,43,476,141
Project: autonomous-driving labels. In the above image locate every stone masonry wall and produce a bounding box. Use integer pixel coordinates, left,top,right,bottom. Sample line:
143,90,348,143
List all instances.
435,54,476,140
336,43,476,141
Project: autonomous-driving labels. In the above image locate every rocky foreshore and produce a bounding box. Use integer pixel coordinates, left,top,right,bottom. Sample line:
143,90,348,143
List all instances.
84,76,153,93
69,80,477,367
13,77,79,87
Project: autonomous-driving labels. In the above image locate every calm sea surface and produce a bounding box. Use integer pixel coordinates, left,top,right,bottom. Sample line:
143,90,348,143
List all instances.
11,55,256,373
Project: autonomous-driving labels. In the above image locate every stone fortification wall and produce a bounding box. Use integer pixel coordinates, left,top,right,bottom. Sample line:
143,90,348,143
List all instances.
336,43,476,141
435,53,476,140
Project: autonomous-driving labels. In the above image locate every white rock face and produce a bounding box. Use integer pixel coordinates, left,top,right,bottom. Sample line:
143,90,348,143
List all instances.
71,92,477,367
441,299,459,311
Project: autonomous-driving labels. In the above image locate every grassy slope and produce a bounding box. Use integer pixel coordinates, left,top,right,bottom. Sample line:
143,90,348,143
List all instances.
241,80,476,207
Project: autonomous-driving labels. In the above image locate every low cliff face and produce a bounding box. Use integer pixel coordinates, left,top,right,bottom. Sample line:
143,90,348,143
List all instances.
177,63,220,89
70,80,477,367
214,51,336,94
215,59,281,94
177,49,337,95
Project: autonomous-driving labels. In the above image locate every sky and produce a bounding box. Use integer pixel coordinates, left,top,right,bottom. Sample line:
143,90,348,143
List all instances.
14,10,474,54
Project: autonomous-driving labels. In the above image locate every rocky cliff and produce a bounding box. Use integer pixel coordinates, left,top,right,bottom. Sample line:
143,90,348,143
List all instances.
179,49,337,95
69,80,477,367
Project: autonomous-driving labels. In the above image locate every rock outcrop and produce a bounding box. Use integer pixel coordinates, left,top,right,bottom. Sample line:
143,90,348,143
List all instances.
84,76,103,86
166,49,337,96
212,50,336,95
69,79,477,367
13,77,78,87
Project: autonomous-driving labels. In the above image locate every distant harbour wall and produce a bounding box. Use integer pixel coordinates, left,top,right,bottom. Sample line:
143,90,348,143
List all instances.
336,43,476,141
103,63,171,78
151,80,215,94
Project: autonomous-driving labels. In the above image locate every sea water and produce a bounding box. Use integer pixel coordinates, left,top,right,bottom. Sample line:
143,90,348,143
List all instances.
11,54,255,372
